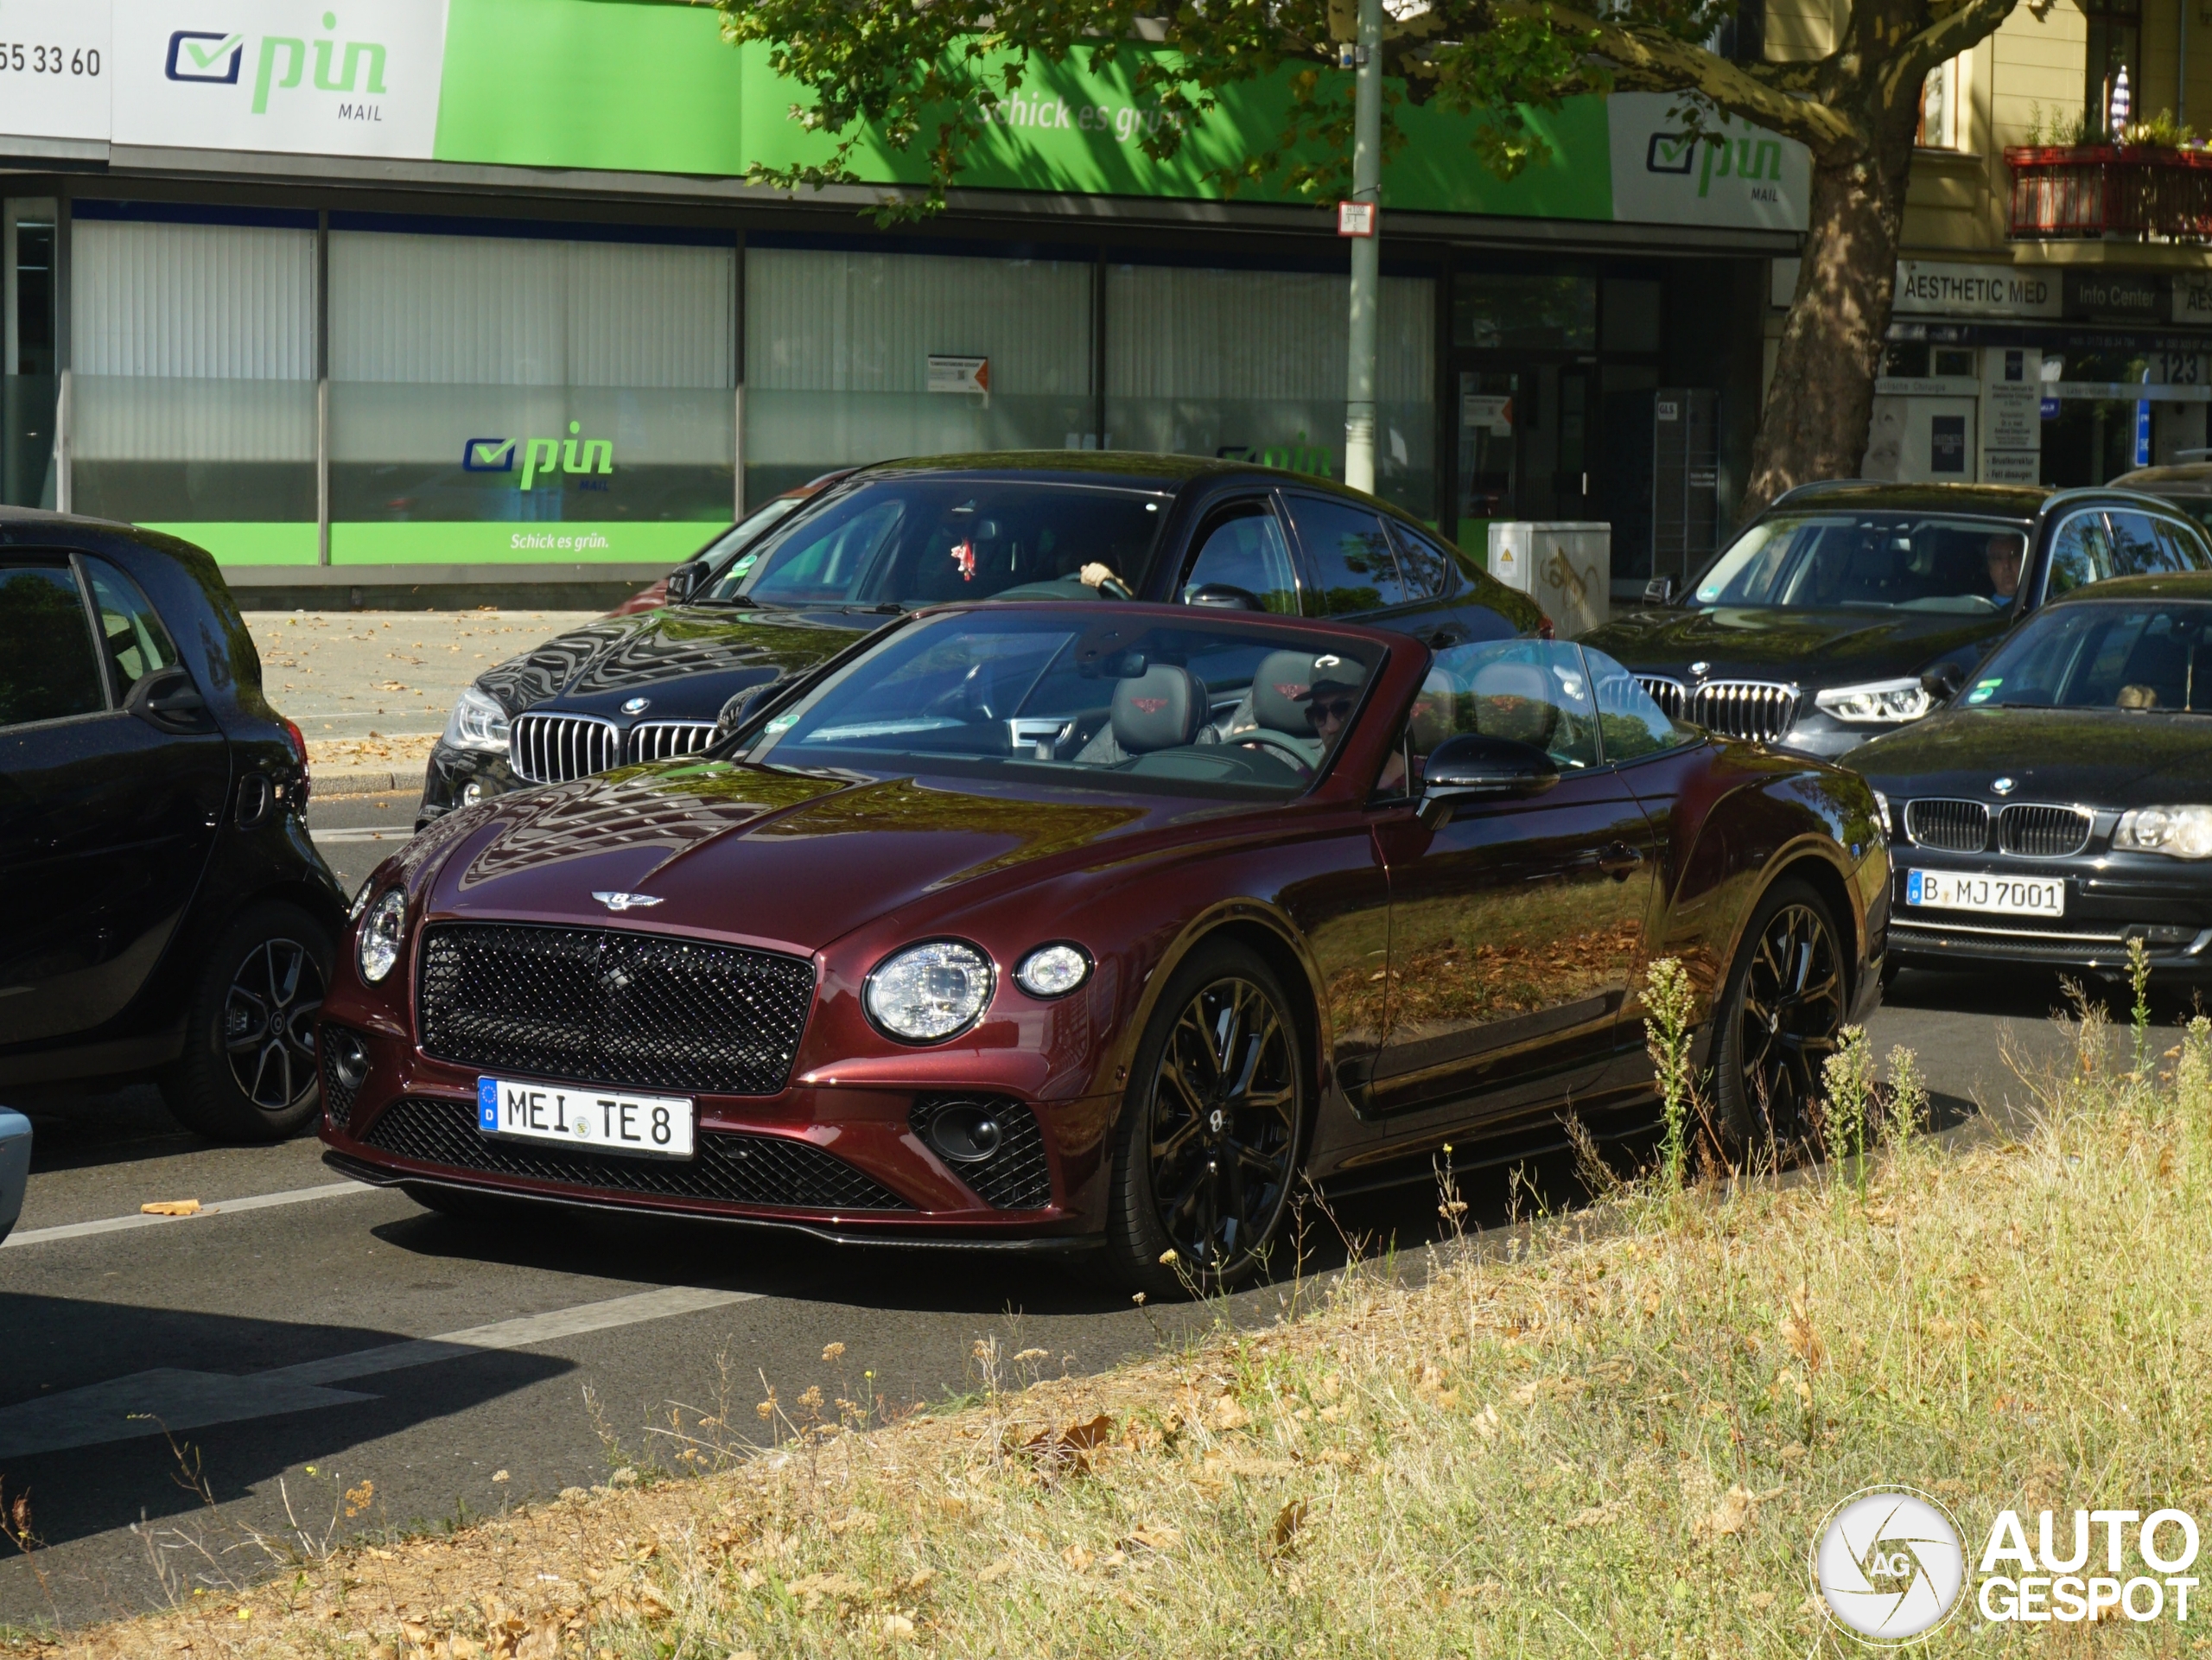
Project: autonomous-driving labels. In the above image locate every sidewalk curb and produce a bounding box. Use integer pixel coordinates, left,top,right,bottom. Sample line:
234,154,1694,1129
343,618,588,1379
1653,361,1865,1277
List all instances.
313,769,423,799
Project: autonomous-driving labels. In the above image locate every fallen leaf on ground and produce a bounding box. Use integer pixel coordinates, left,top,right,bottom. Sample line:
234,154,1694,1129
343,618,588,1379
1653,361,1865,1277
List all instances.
141,1199,201,1217
1267,1499,1307,1556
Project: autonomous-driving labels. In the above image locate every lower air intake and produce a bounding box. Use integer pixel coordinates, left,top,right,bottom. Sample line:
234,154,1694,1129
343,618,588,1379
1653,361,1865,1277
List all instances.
363,1096,912,1212
910,1096,1053,1211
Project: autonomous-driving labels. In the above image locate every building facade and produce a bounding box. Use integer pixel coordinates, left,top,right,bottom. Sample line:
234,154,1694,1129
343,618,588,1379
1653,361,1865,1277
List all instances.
0,0,1810,601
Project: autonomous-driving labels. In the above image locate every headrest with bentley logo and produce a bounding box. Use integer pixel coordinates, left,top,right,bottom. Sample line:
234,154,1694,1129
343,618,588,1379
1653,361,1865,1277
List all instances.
1250,650,1318,735
1110,664,1207,753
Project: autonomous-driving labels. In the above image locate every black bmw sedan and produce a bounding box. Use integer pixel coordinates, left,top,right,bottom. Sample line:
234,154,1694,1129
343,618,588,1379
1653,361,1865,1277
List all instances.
1850,572,2212,980
1582,481,2212,759
417,453,1538,827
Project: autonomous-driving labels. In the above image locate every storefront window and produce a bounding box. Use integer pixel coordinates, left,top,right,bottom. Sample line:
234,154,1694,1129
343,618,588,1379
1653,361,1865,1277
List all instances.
328,221,735,567
1452,274,1597,352
3,200,55,510
69,208,318,563
746,247,1094,503
1104,264,1434,519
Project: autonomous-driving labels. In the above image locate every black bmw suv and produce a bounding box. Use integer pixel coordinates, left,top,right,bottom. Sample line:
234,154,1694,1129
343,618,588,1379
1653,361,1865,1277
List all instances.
1582,481,2212,759
417,452,1540,826
0,510,348,1142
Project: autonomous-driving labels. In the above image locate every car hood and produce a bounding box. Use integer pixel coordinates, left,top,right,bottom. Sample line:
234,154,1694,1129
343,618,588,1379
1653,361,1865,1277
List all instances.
1581,605,2008,686
1847,706,2212,806
424,760,1246,954
476,603,874,718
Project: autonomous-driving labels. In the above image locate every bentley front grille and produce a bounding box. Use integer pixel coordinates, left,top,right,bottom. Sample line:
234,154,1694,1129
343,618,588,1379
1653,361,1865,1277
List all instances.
363,1096,911,1212
1685,680,1798,743
1904,798,1992,852
510,712,621,784
629,721,719,764
1636,676,1687,720
418,922,815,1097
1998,804,2094,858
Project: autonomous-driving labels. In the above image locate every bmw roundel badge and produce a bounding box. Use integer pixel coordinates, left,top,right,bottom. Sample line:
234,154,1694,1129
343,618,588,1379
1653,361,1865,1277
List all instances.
621,696,651,715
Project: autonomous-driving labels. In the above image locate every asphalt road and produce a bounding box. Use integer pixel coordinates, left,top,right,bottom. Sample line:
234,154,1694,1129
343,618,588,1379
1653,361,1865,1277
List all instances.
0,792,2103,1631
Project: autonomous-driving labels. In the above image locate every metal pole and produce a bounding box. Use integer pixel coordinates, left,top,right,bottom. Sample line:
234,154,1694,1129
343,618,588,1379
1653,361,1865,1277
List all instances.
317,209,330,566
2181,0,2190,126
1343,0,1382,494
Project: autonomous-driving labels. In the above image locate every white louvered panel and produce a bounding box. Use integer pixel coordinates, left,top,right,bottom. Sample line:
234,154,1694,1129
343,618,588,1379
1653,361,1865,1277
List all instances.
74,376,316,462
72,221,316,380
566,241,733,389
747,249,1090,394
1105,267,1431,404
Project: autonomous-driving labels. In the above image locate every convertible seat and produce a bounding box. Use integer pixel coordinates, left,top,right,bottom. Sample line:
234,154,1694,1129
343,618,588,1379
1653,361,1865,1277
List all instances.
1211,650,1326,766
1468,659,1560,748
1075,664,1211,764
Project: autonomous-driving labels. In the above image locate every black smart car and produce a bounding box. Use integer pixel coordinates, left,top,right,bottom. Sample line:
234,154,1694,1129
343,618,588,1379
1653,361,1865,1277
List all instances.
1851,571,2212,980
1581,481,2212,759
418,453,1539,825
0,510,348,1142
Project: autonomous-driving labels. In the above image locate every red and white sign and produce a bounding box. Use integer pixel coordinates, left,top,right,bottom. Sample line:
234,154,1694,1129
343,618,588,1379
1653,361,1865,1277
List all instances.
1336,200,1378,238
926,354,990,394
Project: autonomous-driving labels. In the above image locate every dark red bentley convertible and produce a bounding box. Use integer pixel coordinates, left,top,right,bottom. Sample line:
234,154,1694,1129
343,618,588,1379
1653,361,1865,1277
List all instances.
320,603,1887,1294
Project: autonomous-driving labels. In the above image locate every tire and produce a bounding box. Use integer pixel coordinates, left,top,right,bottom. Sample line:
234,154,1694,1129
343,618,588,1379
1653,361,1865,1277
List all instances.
1712,879,1849,1153
161,900,333,1144
1102,940,1308,1299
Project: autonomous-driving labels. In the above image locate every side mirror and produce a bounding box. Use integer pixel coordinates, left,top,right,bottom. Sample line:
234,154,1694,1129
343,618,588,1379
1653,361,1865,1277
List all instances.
1919,663,1966,703
1184,582,1263,611
664,559,710,604
126,666,209,733
1417,732,1559,828
1643,576,1676,606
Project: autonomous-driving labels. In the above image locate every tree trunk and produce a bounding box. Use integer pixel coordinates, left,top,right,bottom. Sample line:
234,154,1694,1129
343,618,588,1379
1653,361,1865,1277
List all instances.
1738,134,1916,520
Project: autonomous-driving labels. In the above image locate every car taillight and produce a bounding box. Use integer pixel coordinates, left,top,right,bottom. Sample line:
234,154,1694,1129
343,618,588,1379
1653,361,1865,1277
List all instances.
282,717,312,804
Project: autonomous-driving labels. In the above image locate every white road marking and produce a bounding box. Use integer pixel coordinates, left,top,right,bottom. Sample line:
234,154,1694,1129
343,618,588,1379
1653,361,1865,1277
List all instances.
0,1287,760,1460
2,1180,378,1250
311,826,410,843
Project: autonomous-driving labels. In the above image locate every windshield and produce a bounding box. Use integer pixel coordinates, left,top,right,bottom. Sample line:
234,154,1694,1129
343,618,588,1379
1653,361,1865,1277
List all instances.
1692,512,2028,613
691,494,810,581
1963,601,2212,712
733,610,1384,799
705,478,1169,608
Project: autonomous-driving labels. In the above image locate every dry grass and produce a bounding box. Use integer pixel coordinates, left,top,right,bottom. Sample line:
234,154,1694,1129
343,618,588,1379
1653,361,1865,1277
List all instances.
18,997,2212,1657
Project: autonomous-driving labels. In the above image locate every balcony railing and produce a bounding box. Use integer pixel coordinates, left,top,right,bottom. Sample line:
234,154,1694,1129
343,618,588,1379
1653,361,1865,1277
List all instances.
2006,144,2212,241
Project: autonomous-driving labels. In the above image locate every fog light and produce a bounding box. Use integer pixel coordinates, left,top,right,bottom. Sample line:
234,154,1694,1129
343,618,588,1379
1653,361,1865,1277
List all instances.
925,1102,1003,1163
326,1028,369,1090
462,781,486,807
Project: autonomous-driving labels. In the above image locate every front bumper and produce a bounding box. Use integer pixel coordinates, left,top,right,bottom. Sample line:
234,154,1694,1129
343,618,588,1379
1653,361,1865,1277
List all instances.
317,1022,1113,1243
1885,848,2212,974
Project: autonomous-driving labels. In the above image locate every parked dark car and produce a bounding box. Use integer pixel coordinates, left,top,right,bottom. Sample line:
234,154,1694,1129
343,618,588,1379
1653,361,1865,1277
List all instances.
0,509,349,1142
605,469,856,619
1852,571,2212,981
416,453,1539,830
327,602,1884,1293
1582,481,2212,759
2112,459,2212,545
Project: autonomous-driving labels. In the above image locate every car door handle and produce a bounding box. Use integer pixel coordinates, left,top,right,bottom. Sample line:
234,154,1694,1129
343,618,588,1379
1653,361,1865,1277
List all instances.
1598,843,1643,878
1425,626,1465,649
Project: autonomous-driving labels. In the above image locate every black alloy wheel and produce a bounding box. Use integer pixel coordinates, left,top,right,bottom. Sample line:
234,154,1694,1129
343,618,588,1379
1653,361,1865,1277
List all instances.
163,900,335,1143
225,937,323,1112
1714,879,1847,1152
1105,941,1306,1296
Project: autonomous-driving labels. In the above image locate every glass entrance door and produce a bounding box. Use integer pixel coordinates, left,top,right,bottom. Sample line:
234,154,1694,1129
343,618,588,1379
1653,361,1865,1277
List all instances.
1457,364,1601,562
1457,369,1518,558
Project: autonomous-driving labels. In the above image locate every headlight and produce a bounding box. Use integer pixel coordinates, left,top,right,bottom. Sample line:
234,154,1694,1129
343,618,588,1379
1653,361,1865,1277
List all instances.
442,684,512,754
1014,943,1092,998
1871,791,1891,841
864,941,994,1041
2115,805,2212,858
1814,679,1934,724
358,890,408,983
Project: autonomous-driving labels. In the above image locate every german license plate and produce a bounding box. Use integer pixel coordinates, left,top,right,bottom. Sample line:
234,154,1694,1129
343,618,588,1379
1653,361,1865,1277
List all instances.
476,1077,696,1159
1904,869,2065,918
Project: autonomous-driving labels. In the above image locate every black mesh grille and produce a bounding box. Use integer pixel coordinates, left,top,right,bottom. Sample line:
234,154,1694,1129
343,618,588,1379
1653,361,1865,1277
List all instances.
418,923,813,1096
909,1097,1052,1211
1999,803,2093,857
319,1026,363,1130
362,1096,911,1212
1905,798,1990,852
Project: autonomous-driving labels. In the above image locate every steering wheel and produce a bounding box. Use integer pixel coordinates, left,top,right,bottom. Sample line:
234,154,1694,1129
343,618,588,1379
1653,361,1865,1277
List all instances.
1235,730,1315,776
